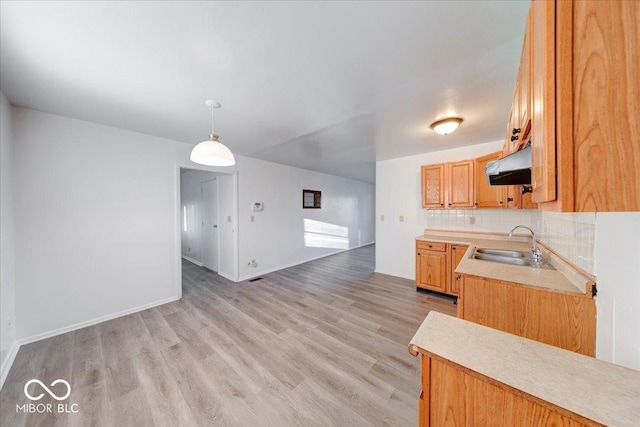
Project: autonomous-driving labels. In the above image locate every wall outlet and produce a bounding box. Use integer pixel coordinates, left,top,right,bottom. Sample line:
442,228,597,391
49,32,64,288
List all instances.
247,259,257,267
250,215,255,222
380,215,385,221
399,215,404,222
469,216,476,225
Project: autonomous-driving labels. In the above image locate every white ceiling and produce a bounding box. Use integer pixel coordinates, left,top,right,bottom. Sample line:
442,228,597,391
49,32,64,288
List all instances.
0,1,529,183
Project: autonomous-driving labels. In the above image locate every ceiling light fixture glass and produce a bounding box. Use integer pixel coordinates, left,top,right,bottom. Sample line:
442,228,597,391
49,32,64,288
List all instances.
190,100,235,166
430,117,463,135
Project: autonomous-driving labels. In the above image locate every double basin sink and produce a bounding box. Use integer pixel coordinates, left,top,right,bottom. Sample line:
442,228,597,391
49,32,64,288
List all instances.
471,248,555,270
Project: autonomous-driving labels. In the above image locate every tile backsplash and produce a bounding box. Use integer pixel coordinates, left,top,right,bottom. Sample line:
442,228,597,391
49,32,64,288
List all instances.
423,209,595,275
539,211,595,274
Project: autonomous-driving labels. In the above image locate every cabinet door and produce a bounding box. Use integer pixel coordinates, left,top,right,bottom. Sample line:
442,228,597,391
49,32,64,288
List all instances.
517,11,532,141
531,0,557,203
416,250,447,293
449,245,468,295
474,152,503,208
421,164,445,208
447,160,474,208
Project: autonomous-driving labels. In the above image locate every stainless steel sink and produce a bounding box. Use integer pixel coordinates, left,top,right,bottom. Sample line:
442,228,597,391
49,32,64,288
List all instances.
475,248,527,258
472,253,531,266
471,248,555,270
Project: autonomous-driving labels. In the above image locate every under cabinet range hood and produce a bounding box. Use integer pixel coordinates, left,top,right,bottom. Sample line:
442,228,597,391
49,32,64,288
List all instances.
485,144,532,186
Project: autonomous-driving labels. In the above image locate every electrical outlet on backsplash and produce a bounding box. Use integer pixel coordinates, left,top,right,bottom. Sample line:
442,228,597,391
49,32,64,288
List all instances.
423,209,595,275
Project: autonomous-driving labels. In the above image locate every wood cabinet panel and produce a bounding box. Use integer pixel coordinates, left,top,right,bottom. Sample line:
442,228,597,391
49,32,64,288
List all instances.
474,152,504,208
447,160,474,208
421,164,445,208
419,354,597,427
531,0,557,203
416,249,448,293
430,359,466,426
449,245,468,296
458,275,596,356
571,0,640,211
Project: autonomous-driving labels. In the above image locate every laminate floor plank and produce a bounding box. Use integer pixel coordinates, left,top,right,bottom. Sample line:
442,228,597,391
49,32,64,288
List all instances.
0,244,457,426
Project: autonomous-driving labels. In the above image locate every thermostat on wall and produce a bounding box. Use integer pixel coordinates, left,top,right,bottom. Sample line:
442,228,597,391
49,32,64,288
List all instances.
252,202,264,211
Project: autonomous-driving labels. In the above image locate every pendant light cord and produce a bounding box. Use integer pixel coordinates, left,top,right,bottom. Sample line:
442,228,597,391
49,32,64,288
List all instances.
211,104,215,135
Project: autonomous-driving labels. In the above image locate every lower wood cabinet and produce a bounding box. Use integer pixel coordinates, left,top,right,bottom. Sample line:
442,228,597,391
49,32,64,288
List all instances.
419,355,597,427
457,274,596,356
416,242,468,296
416,242,448,293
449,245,467,296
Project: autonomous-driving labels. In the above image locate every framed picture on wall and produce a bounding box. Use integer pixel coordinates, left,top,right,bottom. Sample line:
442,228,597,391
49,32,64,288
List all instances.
303,189,321,208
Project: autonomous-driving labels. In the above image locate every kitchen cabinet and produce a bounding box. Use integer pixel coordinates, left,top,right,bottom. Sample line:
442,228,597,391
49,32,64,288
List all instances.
447,160,474,208
420,164,445,208
418,356,595,427
449,245,468,296
504,184,537,209
505,10,532,154
530,0,640,211
473,152,503,208
457,274,596,356
416,241,448,293
410,312,636,427
421,160,474,209
416,241,468,296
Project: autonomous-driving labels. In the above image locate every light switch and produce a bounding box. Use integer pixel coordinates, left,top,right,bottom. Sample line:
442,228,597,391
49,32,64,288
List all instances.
250,215,255,222
380,215,385,221
399,215,404,222
227,216,232,223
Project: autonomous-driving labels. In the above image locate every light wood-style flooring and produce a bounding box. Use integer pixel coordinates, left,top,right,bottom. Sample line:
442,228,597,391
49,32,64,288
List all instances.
0,245,456,426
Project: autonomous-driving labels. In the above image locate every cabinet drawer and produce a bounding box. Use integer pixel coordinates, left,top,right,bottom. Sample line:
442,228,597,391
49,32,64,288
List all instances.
417,241,447,252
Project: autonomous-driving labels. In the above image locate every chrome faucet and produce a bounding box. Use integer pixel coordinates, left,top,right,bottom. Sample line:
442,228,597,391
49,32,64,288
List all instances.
508,225,542,265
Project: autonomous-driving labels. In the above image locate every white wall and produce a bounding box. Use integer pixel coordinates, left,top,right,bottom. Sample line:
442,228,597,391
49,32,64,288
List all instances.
236,156,375,280
10,106,375,344
180,170,219,265
0,92,18,387
375,140,503,279
594,213,640,370
12,108,188,341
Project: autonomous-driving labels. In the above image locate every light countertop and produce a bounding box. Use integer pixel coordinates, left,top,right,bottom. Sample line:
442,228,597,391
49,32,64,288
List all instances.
416,230,592,295
409,311,640,426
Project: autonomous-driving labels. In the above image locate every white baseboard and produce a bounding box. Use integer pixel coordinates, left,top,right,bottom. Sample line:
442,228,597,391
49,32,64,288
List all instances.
217,271,235,281
18,295,181,346
373,268,413,281
237,242,375,282
181,255,203,267
0,341,21,390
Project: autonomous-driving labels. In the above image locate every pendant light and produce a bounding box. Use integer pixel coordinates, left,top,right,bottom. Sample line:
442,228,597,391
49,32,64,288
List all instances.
190,100,236,166
430,117,463,135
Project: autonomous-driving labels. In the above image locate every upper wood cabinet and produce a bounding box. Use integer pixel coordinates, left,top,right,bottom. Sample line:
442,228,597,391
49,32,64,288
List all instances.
421,164,445,208
505,11,532,154
421,161,474,209
530,0,640,211
447,160,474,208
474,152,503,208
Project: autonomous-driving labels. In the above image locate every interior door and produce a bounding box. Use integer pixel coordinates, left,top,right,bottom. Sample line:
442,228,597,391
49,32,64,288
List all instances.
201,178,219,272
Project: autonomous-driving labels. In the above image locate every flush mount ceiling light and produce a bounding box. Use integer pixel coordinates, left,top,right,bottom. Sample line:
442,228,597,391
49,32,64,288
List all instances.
190,100,236,166
430,117,463,135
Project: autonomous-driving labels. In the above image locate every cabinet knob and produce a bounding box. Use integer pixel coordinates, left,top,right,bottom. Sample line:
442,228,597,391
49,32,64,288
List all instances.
512,128,521,135
499,201,503,204
440,203,444,206
448,203,452,206
510,135,519,142
507,197,514,202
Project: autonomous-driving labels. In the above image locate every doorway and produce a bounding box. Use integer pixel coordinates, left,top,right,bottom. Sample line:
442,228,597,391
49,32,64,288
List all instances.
176,165,238,296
